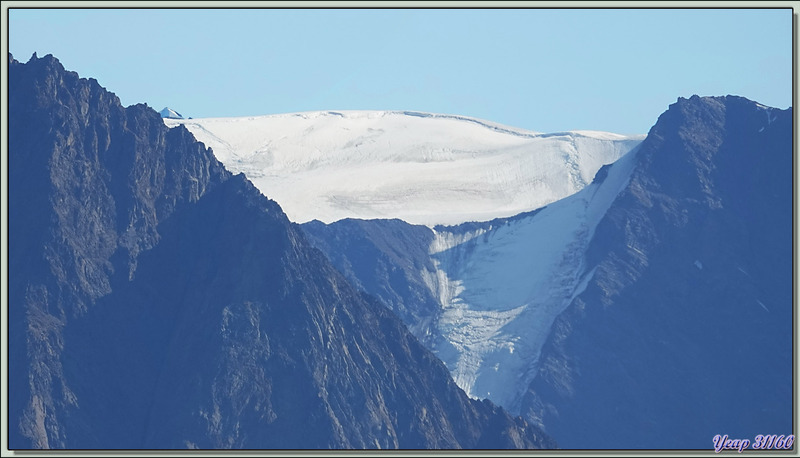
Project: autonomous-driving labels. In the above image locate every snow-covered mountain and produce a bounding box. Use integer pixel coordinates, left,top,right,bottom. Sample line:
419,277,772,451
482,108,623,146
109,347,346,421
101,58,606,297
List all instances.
159,107,183,119
159,108,644,408
164,111,643,226
161,97,790,449
162,109,643,412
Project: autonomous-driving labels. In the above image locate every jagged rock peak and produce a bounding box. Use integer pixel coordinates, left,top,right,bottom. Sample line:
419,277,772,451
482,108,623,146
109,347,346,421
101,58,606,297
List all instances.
9,52,556,451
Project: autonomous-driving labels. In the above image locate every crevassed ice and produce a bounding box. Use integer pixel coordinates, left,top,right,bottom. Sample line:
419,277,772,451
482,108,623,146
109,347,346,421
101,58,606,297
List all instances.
421,144,642,412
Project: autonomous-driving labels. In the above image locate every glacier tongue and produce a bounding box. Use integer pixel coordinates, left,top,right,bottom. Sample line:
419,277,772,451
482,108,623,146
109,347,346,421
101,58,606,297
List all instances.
423,144,642,412
164,110,643,226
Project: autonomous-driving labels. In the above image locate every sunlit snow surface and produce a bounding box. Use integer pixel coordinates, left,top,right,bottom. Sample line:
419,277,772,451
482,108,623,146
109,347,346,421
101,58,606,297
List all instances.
165,110,645,413
165,111,643,226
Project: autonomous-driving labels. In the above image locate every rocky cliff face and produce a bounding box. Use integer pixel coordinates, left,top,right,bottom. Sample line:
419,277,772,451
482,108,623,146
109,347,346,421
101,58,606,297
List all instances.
9,52,229,448
520,95,792,448
8,53,555,450
302,218,441,343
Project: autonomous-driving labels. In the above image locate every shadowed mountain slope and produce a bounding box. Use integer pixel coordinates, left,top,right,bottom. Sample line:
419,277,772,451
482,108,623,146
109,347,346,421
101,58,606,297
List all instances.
8,53,555,450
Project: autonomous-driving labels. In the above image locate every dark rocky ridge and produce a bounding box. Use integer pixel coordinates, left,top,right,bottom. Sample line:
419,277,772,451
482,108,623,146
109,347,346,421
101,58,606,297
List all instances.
8,53,555,450
520,95,792,448
300,95,793,449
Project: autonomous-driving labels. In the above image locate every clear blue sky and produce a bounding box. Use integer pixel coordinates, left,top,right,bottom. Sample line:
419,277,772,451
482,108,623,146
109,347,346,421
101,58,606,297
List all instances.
7,7,793,134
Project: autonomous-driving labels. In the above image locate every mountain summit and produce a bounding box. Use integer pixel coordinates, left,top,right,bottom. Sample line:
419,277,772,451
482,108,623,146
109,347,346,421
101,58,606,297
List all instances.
521,94,792,448
8,53,555,450
159,106,184,119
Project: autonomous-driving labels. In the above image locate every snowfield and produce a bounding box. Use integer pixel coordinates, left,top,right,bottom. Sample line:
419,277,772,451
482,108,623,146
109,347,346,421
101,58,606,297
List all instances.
164,110,644,226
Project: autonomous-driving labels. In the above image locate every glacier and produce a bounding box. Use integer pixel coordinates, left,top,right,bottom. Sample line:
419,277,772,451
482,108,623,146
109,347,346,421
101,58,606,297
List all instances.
164,110,643,226
163,109,645,416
